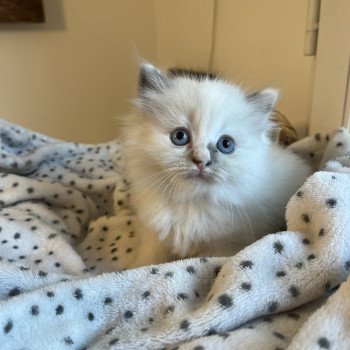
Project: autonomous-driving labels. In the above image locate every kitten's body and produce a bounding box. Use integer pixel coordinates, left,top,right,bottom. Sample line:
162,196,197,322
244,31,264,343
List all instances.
121,65,312,262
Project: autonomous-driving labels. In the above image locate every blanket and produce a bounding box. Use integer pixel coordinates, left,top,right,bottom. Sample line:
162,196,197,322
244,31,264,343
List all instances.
1,118,350,350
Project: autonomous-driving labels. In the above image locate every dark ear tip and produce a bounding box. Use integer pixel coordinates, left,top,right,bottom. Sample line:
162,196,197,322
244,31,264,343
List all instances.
139,63,156,76
247,88,279,112
139,64,153,88
139,68,149,89
138,64,169,92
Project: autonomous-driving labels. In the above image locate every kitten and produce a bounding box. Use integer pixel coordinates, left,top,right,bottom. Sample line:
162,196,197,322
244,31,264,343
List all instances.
121,63,312,261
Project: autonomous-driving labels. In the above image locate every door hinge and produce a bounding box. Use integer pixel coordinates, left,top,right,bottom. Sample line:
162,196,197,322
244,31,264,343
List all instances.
304,0,321,56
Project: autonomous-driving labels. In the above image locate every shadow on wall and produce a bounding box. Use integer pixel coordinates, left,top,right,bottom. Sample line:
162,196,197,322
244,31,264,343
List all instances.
0,0,65,31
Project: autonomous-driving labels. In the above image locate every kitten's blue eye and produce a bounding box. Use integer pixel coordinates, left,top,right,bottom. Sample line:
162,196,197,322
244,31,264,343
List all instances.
217,136,235,154
170,128,190,146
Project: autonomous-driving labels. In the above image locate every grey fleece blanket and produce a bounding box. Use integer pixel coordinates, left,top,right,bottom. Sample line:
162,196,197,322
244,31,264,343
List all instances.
1,118,350,350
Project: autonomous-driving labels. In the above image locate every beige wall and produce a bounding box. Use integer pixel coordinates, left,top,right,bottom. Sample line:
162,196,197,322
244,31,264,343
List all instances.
153,0,214,70
0,0,156,143
212,0,315,137
0,0,315,143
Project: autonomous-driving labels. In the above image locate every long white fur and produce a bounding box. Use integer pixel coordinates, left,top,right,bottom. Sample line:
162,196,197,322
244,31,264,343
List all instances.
122,64,312,259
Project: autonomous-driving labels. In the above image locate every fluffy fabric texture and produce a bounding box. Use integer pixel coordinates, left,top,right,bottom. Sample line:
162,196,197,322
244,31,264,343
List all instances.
125,64,312,258
1,118,350,349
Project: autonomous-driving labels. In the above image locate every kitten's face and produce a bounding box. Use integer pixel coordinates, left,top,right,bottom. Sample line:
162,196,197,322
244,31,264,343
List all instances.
130,64,278,199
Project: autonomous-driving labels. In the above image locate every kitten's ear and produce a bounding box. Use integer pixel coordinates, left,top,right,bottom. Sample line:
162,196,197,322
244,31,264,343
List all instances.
139,64,170,93
247,88,279,113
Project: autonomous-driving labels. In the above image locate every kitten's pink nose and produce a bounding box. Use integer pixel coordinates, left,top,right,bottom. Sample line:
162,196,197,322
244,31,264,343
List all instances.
192,157,211,170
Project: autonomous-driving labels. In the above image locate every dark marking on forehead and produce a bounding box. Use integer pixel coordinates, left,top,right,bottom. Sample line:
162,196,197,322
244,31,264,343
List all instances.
168,68,218,81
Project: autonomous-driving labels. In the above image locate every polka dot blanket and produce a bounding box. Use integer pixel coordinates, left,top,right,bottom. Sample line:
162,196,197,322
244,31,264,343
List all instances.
1,118,350,350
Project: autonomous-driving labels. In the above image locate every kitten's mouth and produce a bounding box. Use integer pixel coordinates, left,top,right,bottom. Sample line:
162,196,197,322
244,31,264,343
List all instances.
187,169,213,183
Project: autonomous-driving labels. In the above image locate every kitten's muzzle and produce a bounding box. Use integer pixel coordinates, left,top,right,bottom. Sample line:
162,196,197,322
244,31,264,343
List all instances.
191,157,212,171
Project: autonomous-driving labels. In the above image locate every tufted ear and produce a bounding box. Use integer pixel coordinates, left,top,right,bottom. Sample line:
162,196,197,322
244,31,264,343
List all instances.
247,88,279,113
138,63,170,93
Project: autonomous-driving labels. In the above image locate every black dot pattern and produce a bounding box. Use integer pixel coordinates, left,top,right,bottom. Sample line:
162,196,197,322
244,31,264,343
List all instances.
289,286,300,298
104,297,113,304
296,191,303,198
124,310,133,319
74,289,83,300
30,305,39,316
240,260,253,269
180,319,190,330
3,320,13,334
273,241,284,254
276,271,286,277
218,294,233,309
301,214,310,223
268,301,279,313
56,305,64,315
325,198,337,208
318,337,330,349
241,282,252,290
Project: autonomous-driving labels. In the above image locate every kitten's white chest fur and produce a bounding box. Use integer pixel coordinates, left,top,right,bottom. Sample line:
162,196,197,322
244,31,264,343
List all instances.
140,191,238,256
119,64,312,261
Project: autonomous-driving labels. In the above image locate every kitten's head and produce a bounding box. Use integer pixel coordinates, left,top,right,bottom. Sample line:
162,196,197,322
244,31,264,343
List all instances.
129,64,279,200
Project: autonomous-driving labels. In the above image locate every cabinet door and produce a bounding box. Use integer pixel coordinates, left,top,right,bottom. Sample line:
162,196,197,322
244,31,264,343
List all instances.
211,0,314,138
309,0,350,134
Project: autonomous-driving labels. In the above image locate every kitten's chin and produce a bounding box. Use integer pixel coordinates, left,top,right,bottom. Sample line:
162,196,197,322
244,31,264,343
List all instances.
185,170,214,184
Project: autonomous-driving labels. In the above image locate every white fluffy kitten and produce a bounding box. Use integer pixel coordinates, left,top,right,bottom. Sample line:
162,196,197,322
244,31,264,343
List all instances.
122,64,312,261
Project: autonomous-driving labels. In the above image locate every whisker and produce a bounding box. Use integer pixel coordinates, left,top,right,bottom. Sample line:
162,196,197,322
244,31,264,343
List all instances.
216,174,255,243
131,166,182,186
134,171,175,200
